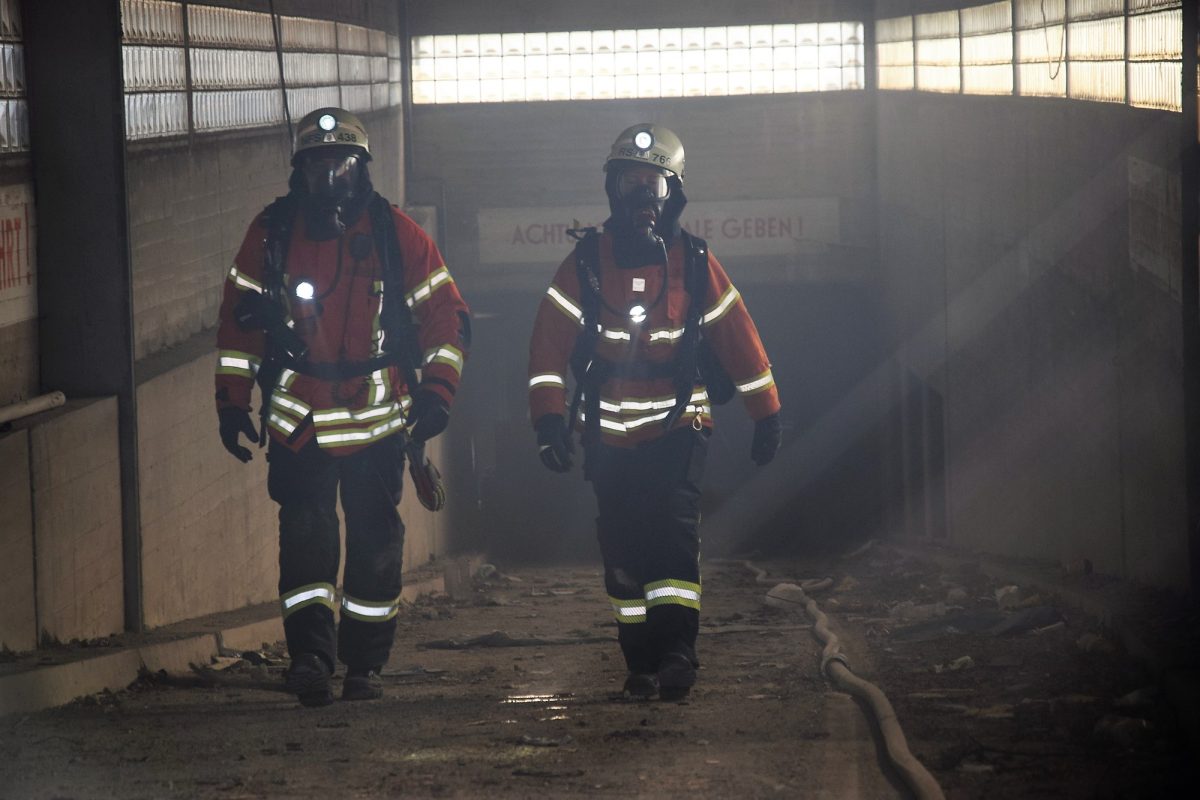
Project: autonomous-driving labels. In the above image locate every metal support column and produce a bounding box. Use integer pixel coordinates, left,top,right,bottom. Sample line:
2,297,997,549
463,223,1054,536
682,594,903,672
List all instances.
20,0,142,631
399,0,414,196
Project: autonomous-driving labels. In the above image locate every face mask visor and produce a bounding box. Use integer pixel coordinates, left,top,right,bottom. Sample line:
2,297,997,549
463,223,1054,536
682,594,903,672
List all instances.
616,167,670,201
300,151,361,200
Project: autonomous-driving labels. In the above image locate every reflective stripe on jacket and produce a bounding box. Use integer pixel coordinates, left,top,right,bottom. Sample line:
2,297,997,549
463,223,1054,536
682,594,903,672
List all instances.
215,204,469,456
528,230,779,448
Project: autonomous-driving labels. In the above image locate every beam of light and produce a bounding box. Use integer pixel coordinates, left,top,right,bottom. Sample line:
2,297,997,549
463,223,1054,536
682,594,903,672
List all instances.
705,121,1184,570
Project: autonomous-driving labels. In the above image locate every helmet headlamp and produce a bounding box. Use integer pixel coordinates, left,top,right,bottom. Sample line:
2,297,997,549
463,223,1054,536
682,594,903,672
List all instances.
603,123,684,182
293,107,371,163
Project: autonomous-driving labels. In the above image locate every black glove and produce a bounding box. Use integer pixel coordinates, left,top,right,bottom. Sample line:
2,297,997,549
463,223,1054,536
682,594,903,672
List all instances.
218,406,259,463
751,413,782,466
535,413,574,473
408,388,450,443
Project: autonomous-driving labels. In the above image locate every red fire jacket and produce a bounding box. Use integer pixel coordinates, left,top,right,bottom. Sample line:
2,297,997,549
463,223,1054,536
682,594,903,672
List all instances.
528,231,779,448
215,203,469,456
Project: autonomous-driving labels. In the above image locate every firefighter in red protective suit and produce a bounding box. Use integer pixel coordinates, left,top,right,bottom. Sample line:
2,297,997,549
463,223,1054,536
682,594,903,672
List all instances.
528,123,782,701
215,107,470,707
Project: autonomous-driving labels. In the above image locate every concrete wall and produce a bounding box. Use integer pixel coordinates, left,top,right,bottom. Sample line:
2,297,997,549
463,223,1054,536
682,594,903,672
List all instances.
137,349,277,628
31,399,125,644
0,318,37,405
0,430,35,652
876,92,1187,589
0,399,124,651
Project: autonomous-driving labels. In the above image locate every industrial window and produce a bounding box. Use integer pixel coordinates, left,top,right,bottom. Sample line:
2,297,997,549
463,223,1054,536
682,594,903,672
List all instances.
1017,0,1068,97
0,0,28,153
411,22,866,104
915,10,962,93
1128,0,1183,111
120,0,402,141
962,2,1013,96
877,16,915,91
876,0,1183,112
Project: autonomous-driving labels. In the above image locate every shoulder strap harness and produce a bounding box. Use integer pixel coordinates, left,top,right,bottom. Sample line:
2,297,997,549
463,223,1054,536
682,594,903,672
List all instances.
564,228,724,445
366,195,423,393
252,195,423,433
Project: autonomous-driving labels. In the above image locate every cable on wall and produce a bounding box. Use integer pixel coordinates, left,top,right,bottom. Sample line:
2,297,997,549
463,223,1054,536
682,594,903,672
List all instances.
266,0,292,144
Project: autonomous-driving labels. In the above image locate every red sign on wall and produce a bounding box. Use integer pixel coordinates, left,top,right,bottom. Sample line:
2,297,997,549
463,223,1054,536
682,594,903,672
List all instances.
0,184,35,327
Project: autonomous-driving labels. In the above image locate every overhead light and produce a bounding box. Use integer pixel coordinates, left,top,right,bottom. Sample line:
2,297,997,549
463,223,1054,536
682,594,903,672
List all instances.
633,130,653,150
295,280,316,300
318,114,337,132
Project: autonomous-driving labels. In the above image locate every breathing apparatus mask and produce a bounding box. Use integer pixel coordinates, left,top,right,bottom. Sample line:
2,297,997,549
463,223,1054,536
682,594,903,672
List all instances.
290,107,373,240
301,149,361,202
605,166,686,266
293,146,371,240
618,166,669,231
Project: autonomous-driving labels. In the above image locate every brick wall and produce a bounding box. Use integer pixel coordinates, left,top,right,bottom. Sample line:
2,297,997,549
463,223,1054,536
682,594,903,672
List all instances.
128,135,287,361
137,354,278,628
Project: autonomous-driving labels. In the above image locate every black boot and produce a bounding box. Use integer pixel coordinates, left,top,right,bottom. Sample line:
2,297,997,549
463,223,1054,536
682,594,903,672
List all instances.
342,665,383,701
622,672,659,700
657,652,696,701
286,653,333,707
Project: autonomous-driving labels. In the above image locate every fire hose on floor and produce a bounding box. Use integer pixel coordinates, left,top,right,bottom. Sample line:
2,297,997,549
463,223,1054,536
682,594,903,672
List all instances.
730,560,946,800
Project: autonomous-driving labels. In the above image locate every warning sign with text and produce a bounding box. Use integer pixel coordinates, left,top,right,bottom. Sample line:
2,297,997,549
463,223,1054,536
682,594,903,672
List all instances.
0,183,36,327
478,199,840,265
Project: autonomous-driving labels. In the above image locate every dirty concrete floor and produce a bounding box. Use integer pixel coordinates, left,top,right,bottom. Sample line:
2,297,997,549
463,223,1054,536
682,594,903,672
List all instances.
1,545,1196,799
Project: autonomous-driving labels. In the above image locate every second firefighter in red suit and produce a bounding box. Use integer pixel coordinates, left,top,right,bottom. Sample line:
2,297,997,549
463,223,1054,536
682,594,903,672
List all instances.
215,108,470,706
528,123,782,701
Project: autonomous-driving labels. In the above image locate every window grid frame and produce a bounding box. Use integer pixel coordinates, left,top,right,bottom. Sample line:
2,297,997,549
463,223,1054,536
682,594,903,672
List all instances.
411,22,868,104
121,1,402,142
875,0,1183,112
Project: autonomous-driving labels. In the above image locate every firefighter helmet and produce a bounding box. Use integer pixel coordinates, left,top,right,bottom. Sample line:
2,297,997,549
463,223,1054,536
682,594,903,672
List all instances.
603,123,685,182
293,107,371,162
